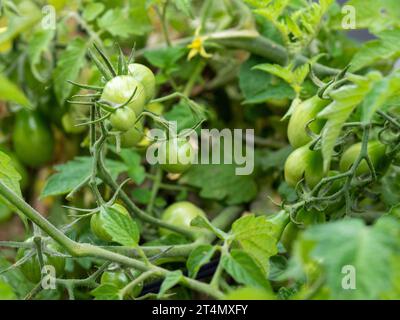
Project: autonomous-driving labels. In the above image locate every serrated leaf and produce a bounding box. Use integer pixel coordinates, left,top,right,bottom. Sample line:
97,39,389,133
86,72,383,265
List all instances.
329,0,400,34
186,245,216,278
0,74,30,108
361,72,400,122
158,270,182,298
91,283,121,300
164,101,199,133
221,249,271,291
231,214,279,274
119,149,145,184
172,0,193,18
239,56,295,104
98,2,151,38
190,216,224,239
300,217,400,299
53,38,88,104
0,151,27,226
350,29,400,72
41,157,127,198
82,2,105,21
180,163,257,205
144,46,186,74
318,77,374,171
27,29,55,82
101,207,140,247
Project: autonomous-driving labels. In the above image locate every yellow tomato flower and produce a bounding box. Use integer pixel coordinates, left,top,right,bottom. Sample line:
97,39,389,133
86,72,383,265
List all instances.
187,28,212,60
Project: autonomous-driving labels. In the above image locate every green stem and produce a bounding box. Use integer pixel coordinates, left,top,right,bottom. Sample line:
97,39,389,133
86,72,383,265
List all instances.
120,270,154,299
0,181,223,299
98,161,197,240
146,167,162,215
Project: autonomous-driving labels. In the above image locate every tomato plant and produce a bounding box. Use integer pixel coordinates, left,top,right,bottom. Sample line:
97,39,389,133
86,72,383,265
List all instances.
1,0,400,302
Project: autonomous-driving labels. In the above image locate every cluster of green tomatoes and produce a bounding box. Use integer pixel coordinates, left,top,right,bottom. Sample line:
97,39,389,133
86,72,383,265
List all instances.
280,95,390,251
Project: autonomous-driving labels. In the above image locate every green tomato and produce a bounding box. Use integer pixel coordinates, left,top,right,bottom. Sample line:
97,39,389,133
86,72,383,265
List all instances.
17,239,65,283
110,107,137,132
61,112,85,134
13,110,54,168
159,138,195,174
101,271,142,298
284,144,324,189
287,96,329,148
281,208,325,252
0,145,29,190
266,210,290,239
120,121,144,148
128,63,156,103
160,201,206,236
90,203,130,242
339,140,388,175
101,75,146,116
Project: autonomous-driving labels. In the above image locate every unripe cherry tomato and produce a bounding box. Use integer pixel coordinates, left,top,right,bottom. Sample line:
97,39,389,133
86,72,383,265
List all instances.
90,203,130,242
159,138,195,174
339,140,388,175
287,96,329,148
100,271,143,298
109,107,137,132
160,201,206,236
280,208,325,252
101,75,146,116
120,121,144,148
61,112,86,134
284,144,324,189
128,63,156,103
17,239,65,283
13,110,54,168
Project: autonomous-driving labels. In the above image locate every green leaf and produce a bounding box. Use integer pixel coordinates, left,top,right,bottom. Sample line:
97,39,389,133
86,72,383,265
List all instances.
301,217,400,299
180,163,257,205
131,188,152,205
190,216,225,239
186,245,216,278
361,72,400,122
221,249,271,291
329,0,400,34
144,46,186,75
82,2,105,21
0,151,27,226
172,0,193,18
158,270,182,298
164,101,199,133
0,256,32,299
0,1,41,46
91,283,120,300
119,150,146,184
318,77,374,171
53,37,88,104
0,74,30,108
27,29,55,82
41,157,127,198
350,29,400,72
231,214,279,274
101,207,140,247
0,280,16,300
239,56,295,104
98,2,151,38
